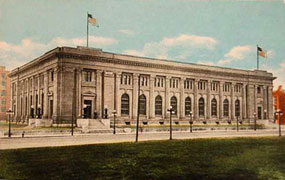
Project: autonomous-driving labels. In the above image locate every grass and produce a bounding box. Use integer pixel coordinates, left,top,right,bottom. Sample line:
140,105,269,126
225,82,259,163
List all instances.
0,137,284,180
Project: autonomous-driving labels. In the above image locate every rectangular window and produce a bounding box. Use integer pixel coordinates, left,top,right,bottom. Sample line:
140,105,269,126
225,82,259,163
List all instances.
84,71,92,82
121,74,132,85
51,71,54,82
1,90,5,96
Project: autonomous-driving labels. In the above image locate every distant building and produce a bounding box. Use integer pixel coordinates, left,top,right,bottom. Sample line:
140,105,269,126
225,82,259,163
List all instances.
0,66,11,120
9,46,275,125
273,86,285,124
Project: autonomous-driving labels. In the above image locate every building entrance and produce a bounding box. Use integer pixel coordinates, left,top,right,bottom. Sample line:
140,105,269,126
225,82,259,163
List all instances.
84,100,92,119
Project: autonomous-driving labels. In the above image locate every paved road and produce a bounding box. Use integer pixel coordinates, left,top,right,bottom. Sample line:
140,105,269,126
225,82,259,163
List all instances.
0,129,281,150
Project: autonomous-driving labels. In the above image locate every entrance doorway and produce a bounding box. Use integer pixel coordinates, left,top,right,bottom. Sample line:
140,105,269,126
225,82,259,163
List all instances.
84,100,92,119
258,107,262,120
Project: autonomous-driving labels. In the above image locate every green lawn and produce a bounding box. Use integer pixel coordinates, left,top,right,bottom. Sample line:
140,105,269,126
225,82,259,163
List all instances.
0,137,284,180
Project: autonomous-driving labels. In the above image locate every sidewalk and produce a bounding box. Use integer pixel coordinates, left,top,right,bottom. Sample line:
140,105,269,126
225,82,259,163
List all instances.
0,129,281,150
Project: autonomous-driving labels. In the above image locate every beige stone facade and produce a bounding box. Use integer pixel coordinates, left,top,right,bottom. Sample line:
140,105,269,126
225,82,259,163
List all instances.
9,46,275,125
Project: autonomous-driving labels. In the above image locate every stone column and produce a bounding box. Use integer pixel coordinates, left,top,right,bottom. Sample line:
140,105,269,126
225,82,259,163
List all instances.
193,79,198,120
231,83,235,120
207,81,211,119
219,82,223,120
53,68,59,123
96,70,103,118
268,86,273,120
247,84,254,121
149,75,155,119
254,85,257,115
43,72,49,118
15,80,20,121
76,69,81,118
165,76,170,118
242,84,247,120
132,74,139,120
263,86,267,119
27,79,31,117
37,75,40,115
115,73,121,117
31,76,35,117
180,77,185,119
21,80,24,121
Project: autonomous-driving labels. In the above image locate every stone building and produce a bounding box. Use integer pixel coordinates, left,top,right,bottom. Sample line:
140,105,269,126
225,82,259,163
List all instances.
9,46,275,125
0,66,11,120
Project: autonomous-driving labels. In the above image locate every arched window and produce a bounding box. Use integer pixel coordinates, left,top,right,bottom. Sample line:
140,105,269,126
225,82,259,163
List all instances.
121,93,129,115
155,95,162,115
223,99,229,117
139,94,146,115
171,96,177,115
235,99,240,117
211,98,217,116
199,97,204,117
185,97,191,115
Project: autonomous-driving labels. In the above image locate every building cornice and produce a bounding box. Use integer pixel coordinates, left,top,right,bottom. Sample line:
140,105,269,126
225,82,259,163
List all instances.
9,46,276,81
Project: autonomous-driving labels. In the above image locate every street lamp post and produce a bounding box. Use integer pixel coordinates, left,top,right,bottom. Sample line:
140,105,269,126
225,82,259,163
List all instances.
167,106,174,140
275,109,283,137
112,110,117,134
7,108,14,138
189,111,193,133
236,115,239,132
253,112,257,131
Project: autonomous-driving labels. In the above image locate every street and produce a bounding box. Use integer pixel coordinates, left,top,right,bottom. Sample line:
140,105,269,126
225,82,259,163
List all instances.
0,129,281,150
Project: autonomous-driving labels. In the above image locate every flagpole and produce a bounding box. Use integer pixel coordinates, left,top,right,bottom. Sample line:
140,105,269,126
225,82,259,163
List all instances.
87,12,89,48
256,45,259,70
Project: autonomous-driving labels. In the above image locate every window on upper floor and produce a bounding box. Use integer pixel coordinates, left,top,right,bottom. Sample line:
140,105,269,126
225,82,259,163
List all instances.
211,81,219,91
1,81,5,87
121,73,132,85
198,80,207,90
184,79,193,90
154,76,164,87
223,83,231,92
140,75,148,87
1,73,5,79
257,86,261,94
234,84,242,93
170,78,179,89
83,71,92,82
50,70,54,82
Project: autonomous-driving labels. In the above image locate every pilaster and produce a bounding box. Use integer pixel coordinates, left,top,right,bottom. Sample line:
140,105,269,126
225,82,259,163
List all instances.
207,81,211,119
180,77,185,119
219,82,223,119
43,72,49,118
242,84,247,120
193,79,198,120
96,70,103,118
149,75,155,119
132,73,139,120
231,83,235,120
165,76,170,118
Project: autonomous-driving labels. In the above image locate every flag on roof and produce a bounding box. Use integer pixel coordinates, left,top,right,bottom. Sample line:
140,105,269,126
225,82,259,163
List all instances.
257,46,266,58
88,13,99,27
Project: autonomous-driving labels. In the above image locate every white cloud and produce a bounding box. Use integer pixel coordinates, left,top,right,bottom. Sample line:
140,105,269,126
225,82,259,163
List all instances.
266,49,274,58
218,45,254,65
225,45,253,60
123,34,218,60
0,36,118,70
119,29,135,36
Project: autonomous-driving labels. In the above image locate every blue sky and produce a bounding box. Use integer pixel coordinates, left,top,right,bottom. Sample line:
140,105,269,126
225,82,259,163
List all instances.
0,0,285,88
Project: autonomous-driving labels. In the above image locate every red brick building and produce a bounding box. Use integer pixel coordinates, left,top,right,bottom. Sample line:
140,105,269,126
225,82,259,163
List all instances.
273,86,285,124
0,66,11,120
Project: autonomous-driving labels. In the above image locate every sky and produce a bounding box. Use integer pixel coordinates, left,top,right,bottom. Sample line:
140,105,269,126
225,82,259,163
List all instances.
0,0,285,89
